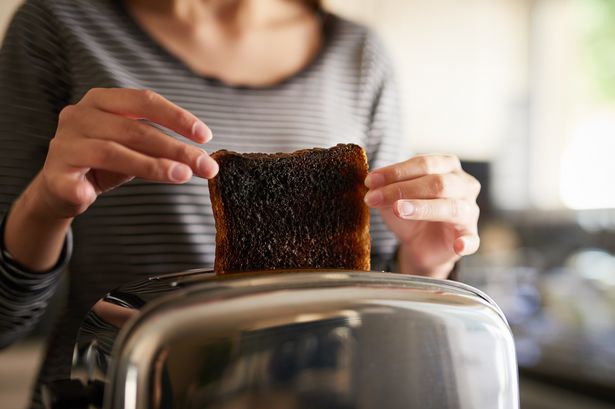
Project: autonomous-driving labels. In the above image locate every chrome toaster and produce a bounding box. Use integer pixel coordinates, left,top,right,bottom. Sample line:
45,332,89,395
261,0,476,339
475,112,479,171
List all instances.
45,270,519,409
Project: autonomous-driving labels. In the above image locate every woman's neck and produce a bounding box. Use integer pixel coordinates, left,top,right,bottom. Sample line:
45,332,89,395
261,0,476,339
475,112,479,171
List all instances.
123,0,323,87
127,0,311,32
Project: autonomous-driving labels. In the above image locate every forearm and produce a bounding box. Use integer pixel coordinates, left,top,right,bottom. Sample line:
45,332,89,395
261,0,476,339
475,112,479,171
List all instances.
4,174,72,272
397,245,455,280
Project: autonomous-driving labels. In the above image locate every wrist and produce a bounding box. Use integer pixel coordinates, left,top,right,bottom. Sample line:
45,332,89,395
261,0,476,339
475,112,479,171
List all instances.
4,173,73,272
22,172,74,223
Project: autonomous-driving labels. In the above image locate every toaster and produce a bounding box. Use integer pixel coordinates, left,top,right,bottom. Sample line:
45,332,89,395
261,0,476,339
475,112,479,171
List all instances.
45,269,519,409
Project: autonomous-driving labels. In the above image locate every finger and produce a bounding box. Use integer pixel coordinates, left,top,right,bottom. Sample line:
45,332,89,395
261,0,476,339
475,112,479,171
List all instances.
79,88,212,143
365,154,461,189
393,199,479,224
364,173,469,208
69,106,218,178
58,137,194,183
454,234,480,256
463,172,482,198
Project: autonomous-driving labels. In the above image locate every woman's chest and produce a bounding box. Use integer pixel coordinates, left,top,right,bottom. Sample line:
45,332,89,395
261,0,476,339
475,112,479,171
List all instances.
65,15,370,153
71,70,367,154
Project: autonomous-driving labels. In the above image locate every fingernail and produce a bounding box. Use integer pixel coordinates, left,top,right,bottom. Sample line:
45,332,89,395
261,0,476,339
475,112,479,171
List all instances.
197,155,218,178
397,200,415,217
192,121,212,143
365,173,385,189
364,190,383,207
196,154,208,175
454,237,466,254
170,163,192,182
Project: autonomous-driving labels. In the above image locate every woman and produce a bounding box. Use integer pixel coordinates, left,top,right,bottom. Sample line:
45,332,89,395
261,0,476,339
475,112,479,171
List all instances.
0,0,480,406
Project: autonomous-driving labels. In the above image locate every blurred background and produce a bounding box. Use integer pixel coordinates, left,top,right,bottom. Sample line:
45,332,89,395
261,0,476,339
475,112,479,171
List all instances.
1,0,614,408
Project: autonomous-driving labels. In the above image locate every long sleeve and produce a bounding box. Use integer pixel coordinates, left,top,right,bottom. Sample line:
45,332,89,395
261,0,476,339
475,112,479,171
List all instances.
362,32,411,272
0,0,71,348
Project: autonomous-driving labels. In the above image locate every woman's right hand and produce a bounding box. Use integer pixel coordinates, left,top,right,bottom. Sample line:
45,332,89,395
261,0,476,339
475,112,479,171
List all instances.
37,88,218,219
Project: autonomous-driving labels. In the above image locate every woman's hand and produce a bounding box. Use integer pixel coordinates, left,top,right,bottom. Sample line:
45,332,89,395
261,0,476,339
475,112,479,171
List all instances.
364,155,480,279
38,88,219,218
5,88,219,272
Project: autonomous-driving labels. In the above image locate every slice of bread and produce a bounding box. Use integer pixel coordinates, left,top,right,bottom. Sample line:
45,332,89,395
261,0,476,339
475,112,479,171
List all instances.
209,144,370,274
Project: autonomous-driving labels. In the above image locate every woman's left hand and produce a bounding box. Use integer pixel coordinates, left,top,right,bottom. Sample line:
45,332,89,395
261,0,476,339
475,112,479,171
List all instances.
364,154,481,279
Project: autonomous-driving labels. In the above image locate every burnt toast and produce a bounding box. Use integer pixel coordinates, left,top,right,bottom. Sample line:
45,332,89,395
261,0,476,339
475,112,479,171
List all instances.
208,144,370,273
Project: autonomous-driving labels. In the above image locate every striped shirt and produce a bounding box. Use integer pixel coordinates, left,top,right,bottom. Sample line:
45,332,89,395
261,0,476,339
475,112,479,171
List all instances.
0,0,408,406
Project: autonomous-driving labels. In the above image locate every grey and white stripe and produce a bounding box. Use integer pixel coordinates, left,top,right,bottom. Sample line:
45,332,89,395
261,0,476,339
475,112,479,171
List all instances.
0,0,408,406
